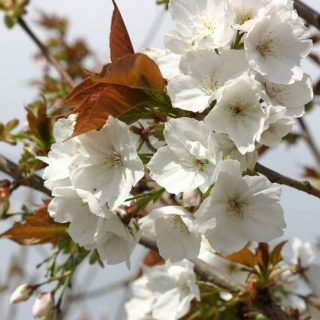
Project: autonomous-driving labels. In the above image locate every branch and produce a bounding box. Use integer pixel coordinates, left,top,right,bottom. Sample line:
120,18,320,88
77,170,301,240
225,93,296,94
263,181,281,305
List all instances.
18,17,75,89
297,117,320,167
294,0,320,30
0,154,51,197
255,162,320,199
139,235,294,320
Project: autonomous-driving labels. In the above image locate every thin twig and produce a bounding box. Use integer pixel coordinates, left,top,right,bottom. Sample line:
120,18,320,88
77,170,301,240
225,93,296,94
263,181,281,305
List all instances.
255,162,320,199
0,154,51,197
18,17,75,88
297,117,320,167
294,0,320,30
139,235,294,320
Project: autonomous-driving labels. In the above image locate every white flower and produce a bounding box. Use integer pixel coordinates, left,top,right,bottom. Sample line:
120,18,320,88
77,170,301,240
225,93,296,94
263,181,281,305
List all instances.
257,106,294,147
148,117,222,194
48,187,111,247
139,206,201,262
70,116,144,210
245,6,312,84
214,133,258,172
169,0,235,50
183,189,201,207
53,113,77,142
32,293,54,318
87,213,141,269
205,76,266,154
292,238,316,268
258,73,313,117
194,160,286,256
167,49,249,112
147,260,200,320
229,0,266,32
10,284,33,304
125,275,154,320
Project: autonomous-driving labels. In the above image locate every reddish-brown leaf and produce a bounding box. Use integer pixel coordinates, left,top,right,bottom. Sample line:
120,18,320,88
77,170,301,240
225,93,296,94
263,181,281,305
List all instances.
0,204,68,245
256,242,270,269
96,53,164,91
63,53,165,137
223,247,257,268
110,0,134,62
270,240,288,266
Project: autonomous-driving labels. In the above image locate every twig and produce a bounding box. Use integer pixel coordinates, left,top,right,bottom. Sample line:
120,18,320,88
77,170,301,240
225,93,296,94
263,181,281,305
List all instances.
255,162,320,199
18,17,75,88
294,0,320,30
139,235,294,320
297,117,320,167
0,154,51,197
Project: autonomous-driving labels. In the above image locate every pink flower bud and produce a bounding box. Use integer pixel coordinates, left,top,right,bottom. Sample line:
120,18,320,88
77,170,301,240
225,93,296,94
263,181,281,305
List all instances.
183,189,201,207
9,284,33,304
32,292,54,318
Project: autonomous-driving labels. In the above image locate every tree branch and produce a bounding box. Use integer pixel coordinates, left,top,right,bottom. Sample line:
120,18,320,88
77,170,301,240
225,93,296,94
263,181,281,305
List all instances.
139,235,294,320
18,17,75,89
294,0,320,30
0,154,51,197
255,162,320,199
297,117,320,167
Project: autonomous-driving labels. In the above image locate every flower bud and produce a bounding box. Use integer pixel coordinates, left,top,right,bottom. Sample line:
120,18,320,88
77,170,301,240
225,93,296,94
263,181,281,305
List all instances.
32,292,54,318
9,284,33,304
183,189,201,207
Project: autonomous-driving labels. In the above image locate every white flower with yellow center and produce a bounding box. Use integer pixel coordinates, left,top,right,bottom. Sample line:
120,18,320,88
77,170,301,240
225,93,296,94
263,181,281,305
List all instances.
139,206,201,262
205,75,266,154
257,73,313,117
70,116,144,210
148,117,222,195
245,6,312,84
194,160,286,256
167,49,249,112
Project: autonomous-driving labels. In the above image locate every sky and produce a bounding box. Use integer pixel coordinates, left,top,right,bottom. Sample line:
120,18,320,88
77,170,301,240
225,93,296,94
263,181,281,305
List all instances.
1,0,320,319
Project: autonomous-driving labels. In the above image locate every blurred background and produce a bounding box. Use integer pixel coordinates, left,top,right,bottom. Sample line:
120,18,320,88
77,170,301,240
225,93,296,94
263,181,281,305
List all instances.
1,0,320,319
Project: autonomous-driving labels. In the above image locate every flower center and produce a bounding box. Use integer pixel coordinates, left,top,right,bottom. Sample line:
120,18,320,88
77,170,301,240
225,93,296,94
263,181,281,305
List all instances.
266,83,284,99
230,100,247,117
227,195,249,222
186,156,209,172
176,276,191,294
200,72,221,95
257,37,276,57
236,9,254,25
105,150,122,172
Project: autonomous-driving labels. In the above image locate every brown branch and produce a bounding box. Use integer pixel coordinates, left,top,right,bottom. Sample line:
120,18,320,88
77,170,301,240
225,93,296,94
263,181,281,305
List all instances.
18,17,75,89
297,117,320,167
0,154,51,197
294,0,320,30
255,162,320,199
139,235,294,320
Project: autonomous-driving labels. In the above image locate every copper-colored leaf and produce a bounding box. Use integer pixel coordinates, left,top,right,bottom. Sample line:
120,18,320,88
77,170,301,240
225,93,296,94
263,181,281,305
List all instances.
270,240,288,266
256,242,270,269
63,53,165,137
0,204,68,245
96,53,164,91
110,0,134,62
223,247,257,268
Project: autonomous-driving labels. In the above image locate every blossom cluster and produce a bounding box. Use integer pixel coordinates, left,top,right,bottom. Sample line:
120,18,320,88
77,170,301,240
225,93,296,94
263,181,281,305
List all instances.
38,0,314,318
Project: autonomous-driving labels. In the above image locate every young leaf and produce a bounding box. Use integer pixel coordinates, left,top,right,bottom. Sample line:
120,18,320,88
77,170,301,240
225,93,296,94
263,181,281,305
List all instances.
63,53,165,137
270,240,288,266
223,247,257,268
110,0,134,62
0,203,68,245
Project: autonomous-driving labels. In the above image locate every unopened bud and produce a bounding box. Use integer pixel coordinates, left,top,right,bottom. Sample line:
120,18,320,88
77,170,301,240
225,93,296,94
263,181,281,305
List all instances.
183,189,201,207
10,284,33,304
32,292,54,318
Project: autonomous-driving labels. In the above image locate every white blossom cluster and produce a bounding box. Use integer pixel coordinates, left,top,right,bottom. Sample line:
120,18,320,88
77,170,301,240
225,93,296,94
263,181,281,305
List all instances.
125,260,200,320
39,0,314,318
